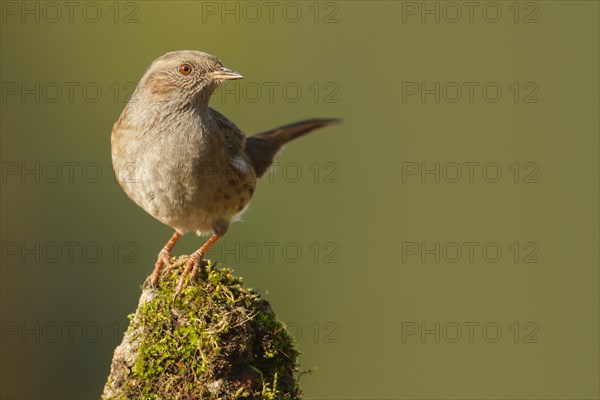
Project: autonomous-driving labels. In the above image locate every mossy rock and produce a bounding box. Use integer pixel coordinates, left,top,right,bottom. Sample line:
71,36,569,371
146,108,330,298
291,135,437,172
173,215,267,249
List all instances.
102,258,301,399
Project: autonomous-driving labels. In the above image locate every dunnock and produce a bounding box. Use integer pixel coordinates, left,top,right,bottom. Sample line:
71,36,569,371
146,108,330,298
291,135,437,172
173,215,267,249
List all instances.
111,50,340,297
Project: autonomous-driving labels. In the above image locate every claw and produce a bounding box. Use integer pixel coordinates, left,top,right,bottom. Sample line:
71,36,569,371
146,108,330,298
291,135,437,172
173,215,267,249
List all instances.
172,231,222,299
174,254,203,298
188,264,200,284
189,259,209,283
166,256,187,272
144,248,172,288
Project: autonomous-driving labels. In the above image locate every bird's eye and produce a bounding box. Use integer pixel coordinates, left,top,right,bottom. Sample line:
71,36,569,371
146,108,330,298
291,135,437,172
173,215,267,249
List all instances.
178,63,193,76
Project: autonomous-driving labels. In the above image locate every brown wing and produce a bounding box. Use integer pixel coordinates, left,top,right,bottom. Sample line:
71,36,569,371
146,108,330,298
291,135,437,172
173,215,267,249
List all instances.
209,107,246,158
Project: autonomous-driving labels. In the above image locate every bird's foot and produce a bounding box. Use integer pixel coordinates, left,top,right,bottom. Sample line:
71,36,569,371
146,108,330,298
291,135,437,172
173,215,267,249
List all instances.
165,256,188,272
144,249,173,288
172,231,222,299
189,259,209,286
174,254,207,299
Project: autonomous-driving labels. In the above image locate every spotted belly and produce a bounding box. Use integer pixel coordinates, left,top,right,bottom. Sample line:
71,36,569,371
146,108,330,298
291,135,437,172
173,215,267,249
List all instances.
137,159,256,234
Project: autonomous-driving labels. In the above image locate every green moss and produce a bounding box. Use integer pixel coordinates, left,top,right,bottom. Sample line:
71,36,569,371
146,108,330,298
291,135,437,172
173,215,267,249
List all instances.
103,258,301,399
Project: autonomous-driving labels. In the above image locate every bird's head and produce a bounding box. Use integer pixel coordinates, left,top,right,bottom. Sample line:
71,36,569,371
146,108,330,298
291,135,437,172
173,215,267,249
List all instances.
131,50,244,107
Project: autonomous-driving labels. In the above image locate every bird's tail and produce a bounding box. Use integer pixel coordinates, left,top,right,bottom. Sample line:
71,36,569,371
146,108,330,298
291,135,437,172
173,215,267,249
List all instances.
245,118,342,177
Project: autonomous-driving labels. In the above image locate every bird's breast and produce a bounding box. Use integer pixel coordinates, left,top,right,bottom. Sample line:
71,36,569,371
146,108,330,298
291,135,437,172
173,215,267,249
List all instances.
112,124,256,233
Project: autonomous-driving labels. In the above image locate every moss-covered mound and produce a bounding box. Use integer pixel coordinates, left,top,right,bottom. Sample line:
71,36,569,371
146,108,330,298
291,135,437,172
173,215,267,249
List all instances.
102,258,301,399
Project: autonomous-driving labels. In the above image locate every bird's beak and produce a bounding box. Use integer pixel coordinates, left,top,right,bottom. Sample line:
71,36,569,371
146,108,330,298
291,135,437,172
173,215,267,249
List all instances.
210,67,244,81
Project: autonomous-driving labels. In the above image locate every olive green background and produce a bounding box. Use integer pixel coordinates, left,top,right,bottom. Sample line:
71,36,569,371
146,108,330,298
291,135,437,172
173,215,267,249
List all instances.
1,1,598,399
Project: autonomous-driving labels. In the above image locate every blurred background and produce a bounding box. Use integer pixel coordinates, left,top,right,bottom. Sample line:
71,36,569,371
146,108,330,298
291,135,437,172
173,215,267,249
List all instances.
1,1,598,399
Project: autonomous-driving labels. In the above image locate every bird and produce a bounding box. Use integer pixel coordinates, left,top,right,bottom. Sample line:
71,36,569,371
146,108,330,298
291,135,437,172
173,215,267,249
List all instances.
111,50,340,297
